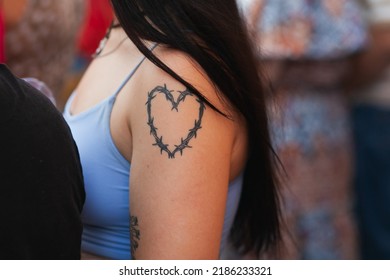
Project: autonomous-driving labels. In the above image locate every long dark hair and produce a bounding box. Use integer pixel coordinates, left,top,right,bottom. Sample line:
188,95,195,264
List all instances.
110,0,281,256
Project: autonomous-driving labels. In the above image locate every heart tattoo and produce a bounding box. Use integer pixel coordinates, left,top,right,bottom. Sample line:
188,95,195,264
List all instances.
146,84,206,159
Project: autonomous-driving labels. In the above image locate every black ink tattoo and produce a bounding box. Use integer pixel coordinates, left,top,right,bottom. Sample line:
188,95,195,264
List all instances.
146,84,206,158
130,215,141,259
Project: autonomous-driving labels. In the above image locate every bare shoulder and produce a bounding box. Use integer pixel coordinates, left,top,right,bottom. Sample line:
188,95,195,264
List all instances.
132,45,229,114
130,44,247,259
127,46,240,259
127,45,237,162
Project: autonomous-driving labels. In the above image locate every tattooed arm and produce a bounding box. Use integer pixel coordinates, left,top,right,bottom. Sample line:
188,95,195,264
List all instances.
127,49,243,259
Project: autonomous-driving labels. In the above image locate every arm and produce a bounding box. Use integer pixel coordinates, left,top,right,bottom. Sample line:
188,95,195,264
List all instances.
128,51,236,259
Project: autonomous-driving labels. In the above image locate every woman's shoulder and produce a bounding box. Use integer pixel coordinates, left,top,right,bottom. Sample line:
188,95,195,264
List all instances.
132,44,227,113
126,44,246,180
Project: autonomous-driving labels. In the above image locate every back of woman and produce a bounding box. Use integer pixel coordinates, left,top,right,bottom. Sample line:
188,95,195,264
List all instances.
64,0,280,259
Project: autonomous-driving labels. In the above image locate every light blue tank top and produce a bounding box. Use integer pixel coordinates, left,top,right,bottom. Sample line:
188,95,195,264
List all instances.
63,53,243,259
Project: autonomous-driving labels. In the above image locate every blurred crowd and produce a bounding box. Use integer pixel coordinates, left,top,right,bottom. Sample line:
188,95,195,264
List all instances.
234,0,390,260
0,0,113,110
1,0,389,260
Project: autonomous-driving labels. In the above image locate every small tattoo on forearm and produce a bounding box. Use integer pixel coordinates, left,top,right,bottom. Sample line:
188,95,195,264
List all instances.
146,84,205,158
130,215,141,259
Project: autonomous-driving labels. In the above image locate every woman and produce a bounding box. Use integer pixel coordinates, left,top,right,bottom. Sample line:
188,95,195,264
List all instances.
64,0,281,260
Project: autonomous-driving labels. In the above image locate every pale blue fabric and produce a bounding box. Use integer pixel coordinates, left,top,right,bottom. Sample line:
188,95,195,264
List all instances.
64,53,243,259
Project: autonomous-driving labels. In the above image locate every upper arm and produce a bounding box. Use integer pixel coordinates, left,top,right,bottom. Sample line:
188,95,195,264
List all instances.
128,53,236,259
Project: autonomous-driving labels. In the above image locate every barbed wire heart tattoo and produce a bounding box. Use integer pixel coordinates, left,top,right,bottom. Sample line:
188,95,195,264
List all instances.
146,84,206,159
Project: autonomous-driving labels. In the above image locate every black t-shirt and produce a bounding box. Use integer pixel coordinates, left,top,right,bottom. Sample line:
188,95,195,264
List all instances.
0,64,85,259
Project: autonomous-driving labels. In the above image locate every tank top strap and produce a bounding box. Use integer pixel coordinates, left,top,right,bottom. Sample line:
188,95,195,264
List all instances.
113,43,158,98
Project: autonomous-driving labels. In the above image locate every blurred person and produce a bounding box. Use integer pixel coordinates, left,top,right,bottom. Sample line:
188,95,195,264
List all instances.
64,0,282,259
350,0,390,260
1,1,56,105
238,0,368,259
0,64,85,259
4,0,85,109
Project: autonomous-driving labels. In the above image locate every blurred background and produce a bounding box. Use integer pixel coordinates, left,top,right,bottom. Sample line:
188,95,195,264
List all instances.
0,0,113,110
1,0,389,260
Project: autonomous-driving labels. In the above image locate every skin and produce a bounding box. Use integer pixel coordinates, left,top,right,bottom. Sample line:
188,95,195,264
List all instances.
71,27,248,259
